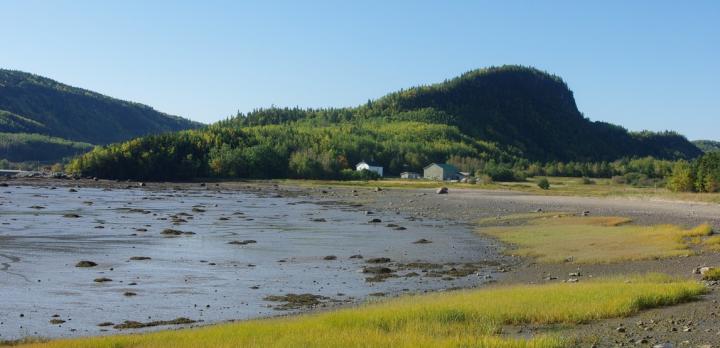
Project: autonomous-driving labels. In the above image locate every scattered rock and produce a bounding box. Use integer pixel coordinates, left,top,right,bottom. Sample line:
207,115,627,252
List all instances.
413,238,432,244
362,266,394,274
113,317,196,329
228,240,257,245
75,261,98,268
161,229,195,236
366,257,392,264
263,293,329,310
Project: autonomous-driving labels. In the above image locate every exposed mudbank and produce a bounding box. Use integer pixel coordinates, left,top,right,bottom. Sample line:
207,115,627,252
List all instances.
0,182,506,340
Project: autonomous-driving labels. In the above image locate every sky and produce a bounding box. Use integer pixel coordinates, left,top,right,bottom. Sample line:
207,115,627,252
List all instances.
1,0,718,140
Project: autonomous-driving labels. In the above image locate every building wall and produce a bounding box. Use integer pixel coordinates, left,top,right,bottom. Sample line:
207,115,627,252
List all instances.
423,165,445,180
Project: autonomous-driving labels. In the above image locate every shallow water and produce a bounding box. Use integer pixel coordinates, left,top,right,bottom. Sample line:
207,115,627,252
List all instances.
0,185,503,340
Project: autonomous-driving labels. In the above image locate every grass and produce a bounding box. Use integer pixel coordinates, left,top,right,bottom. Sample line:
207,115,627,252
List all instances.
274,177,720,204
13,275,705,348
480,214,713,263
702,268,720,281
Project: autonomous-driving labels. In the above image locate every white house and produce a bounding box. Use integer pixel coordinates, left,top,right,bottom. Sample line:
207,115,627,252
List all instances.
356,161,383,177
400,171,421,179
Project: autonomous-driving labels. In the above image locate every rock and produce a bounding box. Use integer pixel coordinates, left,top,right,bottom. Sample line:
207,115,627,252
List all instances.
129,256,151,261
63,213,81,218
75,261,98,268
568,272,581,277
700,267,715,275
68,188,77,193
323,255,337,260
228,240,257,245
362,266,393,274
368,218,382,223
94,277,113,282
49,319,66,325
138,182,146,187
161,229,195,236
311,218,327,222
349,254,363,259
582,210,591,216
375,187,383,192
366,257,391,264
567,278,579,283
413,238,432,244
123,292,137,297
436,187,448,194
535,208,543,213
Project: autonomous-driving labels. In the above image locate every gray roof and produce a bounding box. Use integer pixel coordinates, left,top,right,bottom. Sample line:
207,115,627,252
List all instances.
423,163,459,172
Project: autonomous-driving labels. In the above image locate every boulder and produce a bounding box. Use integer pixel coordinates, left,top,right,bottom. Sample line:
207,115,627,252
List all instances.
436,187,448,194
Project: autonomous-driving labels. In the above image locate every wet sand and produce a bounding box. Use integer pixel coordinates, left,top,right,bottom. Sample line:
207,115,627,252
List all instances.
0,181,505,340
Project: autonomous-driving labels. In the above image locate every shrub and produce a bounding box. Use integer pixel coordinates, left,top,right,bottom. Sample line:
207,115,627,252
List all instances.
580,177,595,185
339,169,379,181
537,178,550,190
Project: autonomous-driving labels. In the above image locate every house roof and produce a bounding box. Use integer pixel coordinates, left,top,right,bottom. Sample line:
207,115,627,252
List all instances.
423,163,459,172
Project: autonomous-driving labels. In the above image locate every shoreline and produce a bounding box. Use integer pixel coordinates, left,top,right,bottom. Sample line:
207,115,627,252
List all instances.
3,177,720,346
0,177,510,342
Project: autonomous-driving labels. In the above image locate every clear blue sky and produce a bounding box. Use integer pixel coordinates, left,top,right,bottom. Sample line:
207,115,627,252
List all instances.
1,0,717,140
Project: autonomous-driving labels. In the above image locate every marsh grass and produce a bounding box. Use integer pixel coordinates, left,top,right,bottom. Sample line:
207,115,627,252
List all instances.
481,214,713,263
14,275,704,348
702,268,720,281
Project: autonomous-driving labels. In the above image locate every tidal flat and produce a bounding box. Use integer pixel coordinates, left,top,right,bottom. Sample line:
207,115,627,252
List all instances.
0,182,505,340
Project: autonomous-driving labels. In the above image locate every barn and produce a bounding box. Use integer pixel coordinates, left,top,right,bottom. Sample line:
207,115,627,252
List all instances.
423,163,460,181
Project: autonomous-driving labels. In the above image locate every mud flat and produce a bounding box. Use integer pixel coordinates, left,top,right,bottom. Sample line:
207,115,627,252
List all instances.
0,182,505,340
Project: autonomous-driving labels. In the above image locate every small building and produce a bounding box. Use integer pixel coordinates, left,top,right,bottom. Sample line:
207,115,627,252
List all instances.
356,161,383,177
423,163,460,181
400,171,421,179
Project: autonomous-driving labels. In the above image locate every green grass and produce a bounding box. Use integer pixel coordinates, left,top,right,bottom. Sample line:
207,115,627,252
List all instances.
14,275,705,348
702,268,720,281
481,214,713,263
274,177,720,204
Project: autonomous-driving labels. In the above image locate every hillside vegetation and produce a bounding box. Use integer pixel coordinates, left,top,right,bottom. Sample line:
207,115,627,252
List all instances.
68,66,702,180
0,132,92,162
694,140,720,153
0,69,201,162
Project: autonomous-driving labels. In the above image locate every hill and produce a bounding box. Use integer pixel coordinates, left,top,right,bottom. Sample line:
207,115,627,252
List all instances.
0,69,202,162
69,65,703,180
694,140,720,153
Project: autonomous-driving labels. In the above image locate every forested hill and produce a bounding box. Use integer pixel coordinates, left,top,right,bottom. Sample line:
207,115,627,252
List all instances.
231,66,702,162
69,65,703,180
694,140,720,153
0,69,202,145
